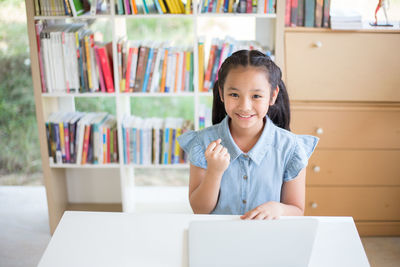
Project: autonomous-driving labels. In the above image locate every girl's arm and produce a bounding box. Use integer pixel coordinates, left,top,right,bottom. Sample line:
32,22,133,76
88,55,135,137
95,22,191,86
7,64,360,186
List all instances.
241,168,306,220
189,139,230,214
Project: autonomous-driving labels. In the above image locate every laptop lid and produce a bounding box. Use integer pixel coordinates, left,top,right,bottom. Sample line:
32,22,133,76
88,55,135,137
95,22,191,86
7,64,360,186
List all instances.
188,218,319,267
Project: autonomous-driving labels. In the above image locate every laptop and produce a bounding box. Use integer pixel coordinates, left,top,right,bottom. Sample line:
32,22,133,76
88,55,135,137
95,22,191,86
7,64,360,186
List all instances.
188,218,319,267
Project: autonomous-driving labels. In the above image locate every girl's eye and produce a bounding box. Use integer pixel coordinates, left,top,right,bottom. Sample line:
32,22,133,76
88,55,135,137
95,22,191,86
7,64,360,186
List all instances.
229,93,239,98
253,95,262,99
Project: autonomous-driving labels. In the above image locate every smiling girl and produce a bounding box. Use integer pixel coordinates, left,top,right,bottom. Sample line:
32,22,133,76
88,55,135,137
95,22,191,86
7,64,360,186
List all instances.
178,50,319,220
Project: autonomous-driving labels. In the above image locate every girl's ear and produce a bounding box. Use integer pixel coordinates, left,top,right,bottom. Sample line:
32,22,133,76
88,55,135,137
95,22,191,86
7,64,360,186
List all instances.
269,85,279,105
219,86,224,102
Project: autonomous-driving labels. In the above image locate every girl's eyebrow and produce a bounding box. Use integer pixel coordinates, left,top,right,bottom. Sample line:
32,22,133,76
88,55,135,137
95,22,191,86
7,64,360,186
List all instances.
226,88,266,92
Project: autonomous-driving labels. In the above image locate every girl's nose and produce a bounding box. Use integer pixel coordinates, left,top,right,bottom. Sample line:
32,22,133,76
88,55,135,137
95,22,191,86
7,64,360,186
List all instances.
239,97,252,110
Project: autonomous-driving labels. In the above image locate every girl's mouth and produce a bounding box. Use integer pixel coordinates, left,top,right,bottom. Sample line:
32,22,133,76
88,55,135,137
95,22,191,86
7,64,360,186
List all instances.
236,114,255,119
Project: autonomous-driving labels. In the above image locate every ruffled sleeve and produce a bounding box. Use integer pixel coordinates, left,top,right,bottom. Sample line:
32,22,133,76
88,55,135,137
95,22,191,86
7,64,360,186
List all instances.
283,135,319,182
177,131,207,169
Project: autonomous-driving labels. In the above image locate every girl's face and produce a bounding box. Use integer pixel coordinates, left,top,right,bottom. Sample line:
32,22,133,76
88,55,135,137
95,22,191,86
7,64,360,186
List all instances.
220,66,278,132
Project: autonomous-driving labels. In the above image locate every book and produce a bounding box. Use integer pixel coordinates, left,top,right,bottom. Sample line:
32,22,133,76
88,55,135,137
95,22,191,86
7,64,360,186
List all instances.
142,46,154,92
68,0,85,16
134,45,148,92
322,0,330,28
285,0,292,26
96,43,114,92
304,0,315,27
314,0,323,27
290,0,298,26
297,0,304,26
146,46,158,92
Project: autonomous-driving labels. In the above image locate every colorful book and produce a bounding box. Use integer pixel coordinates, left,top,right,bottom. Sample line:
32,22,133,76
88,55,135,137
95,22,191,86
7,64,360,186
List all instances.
304,0,315,27
314,0,323,27
322,0,330,28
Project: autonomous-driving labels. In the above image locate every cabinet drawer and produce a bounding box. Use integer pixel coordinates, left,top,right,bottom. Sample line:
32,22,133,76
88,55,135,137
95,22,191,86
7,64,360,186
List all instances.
285,31,400,101
306,150,400,186
291,105,400,149
305,187,400,220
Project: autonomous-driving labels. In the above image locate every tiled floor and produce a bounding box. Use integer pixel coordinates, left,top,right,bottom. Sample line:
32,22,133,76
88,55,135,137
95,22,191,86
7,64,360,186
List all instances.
0,186,399,267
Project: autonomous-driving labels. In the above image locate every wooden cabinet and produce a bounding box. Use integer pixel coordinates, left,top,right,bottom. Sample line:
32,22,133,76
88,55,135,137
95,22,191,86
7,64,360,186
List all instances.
285,29,400,102
285,28,400,236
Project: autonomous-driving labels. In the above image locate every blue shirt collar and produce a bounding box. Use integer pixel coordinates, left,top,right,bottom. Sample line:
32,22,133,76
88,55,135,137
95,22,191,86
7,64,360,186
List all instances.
217,115,275,165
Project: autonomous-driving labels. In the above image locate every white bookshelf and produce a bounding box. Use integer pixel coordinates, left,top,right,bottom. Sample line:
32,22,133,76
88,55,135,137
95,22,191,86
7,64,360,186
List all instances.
25,0,285,234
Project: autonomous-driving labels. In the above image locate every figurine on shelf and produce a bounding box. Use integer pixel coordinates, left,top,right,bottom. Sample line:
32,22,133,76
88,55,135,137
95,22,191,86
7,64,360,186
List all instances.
370,0,393,26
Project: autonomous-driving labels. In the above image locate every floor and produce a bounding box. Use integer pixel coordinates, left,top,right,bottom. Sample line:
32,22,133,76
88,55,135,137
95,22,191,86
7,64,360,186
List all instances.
0,186,399,267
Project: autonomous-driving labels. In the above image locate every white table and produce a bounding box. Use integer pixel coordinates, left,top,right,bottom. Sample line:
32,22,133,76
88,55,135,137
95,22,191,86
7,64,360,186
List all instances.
38,211,370,267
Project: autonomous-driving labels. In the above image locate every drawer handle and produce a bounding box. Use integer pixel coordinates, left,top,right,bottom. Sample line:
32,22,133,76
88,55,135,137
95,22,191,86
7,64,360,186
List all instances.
316,128,324,135
310,202,318,209
313,41,322,48
313,166,321,173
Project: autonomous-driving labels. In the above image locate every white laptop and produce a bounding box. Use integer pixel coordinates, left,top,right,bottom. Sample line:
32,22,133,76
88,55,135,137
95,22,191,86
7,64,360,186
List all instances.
188,218,319,267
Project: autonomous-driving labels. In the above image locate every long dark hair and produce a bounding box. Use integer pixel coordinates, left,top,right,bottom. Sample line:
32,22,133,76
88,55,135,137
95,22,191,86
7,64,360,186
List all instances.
212,49,291,131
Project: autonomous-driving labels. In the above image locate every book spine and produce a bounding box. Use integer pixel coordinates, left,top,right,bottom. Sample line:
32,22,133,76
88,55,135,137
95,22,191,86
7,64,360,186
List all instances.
290,0,298,27
87,125,94,163
209,46,221,91
322,0,330,28
174,51,180,92
146,48,158,92
125,47,134,92
103,127,107,163
107,128,111,163
84,36,93,91
142,47,154,92
134,46,146,92
314,0,323,27
53,123,62,163
98,47,115,93
45,122,52,161
70,120,77,163
304,0,315,27
285,0,292,26
203,43,216,92
160,48,169,92
174,128,182,164
94,47,106,92
189,51,194,92
59,122,66,163
129,47,139,92
170,128,176,163
64,122,70,163
81,124,90,164
35,23,47,93
297,0,304,26
131,0,138,14
114,129,118,162
163,128,169,164
158,0,168,13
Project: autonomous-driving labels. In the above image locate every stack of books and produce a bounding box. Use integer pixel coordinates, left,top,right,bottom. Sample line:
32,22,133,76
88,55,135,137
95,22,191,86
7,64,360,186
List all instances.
285,0,331,28
35,22,114,94
198,0,276,14
116,0,191,14
199,37,271,92
121,116,193,165
34,0,111,16
330,9,362,30
46,112,118,165
117,40,194,93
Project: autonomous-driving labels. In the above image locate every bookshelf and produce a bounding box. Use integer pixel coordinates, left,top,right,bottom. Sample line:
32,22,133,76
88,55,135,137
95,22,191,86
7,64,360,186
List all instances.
25,0,286,234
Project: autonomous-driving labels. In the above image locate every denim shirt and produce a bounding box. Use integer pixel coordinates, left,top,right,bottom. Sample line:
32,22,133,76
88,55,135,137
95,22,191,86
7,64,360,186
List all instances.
177,115,319,215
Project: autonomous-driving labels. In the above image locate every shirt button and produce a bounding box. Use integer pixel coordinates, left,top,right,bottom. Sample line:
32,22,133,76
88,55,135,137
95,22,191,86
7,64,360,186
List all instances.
243,175,248,180
243,200,247,204
243,154,248,158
